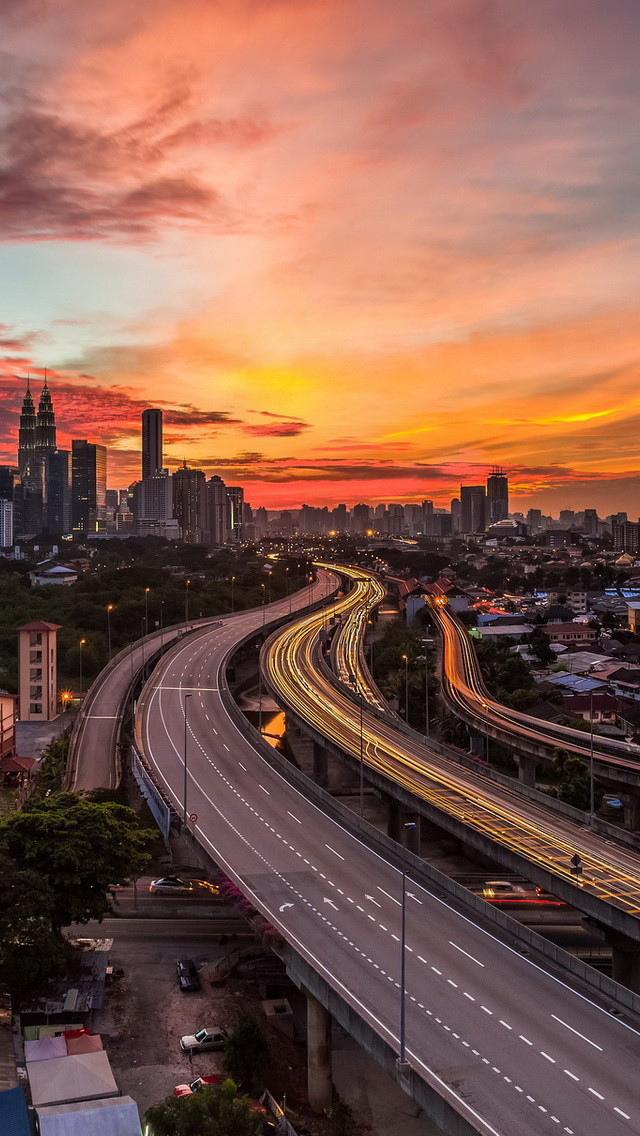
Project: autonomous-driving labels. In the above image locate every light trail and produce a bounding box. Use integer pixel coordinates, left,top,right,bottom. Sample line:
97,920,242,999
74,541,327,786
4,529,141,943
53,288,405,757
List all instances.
262,565,640,922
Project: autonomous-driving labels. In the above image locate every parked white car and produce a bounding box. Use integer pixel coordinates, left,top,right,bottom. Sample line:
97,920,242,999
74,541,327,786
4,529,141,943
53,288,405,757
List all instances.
179,1026,228,1054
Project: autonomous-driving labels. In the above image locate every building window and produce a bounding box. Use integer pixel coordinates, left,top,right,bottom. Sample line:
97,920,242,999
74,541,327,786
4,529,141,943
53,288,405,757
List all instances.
29,703,42,715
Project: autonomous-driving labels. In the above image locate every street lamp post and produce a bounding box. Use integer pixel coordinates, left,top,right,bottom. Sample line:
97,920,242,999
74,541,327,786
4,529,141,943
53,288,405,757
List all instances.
78,638,86,694
401,654,409,723
398,820,417,1074
257,644,263,734
285,567,291,614
106,604,114,661
424,647,430,738
185,579,191,627
231,576,235,614
140,620,146,679
144,587,150,637
261,583,266,626
183,693,192,827
589,688,595,824
159,601,164,652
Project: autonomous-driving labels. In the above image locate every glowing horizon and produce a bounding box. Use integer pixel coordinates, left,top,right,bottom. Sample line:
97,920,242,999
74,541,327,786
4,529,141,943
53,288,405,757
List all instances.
2,1,640,516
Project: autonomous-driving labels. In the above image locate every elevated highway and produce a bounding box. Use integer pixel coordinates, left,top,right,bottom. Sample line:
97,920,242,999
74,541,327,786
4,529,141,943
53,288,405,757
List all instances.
430,597,640,793
135,567,640,1135
262,566,640,949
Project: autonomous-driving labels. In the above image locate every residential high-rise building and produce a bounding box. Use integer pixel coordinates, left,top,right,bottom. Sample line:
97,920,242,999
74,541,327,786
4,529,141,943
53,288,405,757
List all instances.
172,464,206,543
352,503,371,533
226,486,244,542
0,500,13,549
527,508,542,531
450,497,461,532
613,520,640,556
142,408,163,480
460,485,486,533
133,469,175,535
583,508,599,536
71,440,107,532
45,450,71,536
205,475,229,544
486,467,508,523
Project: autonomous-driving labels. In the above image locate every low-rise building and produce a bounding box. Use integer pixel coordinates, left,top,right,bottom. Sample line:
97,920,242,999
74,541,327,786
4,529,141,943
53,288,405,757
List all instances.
544,622,598,646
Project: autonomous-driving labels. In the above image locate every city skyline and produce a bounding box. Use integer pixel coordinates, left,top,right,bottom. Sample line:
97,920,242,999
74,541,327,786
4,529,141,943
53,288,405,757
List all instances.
2,2,640,513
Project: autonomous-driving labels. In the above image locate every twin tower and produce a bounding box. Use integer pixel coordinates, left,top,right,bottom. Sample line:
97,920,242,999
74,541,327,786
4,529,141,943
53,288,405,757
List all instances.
18,378,57,474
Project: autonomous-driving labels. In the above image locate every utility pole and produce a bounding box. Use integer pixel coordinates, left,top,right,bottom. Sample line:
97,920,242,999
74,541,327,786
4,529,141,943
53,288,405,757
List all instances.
106,605,114,661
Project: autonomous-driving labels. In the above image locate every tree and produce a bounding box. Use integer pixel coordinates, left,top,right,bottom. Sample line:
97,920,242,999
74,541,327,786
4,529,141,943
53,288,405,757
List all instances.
527,626,555,667
550,749,593,811
0,793,155,929
223,1016,269,1093
0,848,65,996
145,1078,262,1136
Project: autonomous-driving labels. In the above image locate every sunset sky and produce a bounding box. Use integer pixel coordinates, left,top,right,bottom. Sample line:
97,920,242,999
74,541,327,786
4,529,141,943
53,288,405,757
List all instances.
1,0,640,513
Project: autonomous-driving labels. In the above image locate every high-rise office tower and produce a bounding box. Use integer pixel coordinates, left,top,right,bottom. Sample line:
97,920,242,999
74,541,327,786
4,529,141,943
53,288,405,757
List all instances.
71,440,107,532
0,500,13,549
226,486,244,542
45,450,71,536
352,503,371,533
450,497,461,532
486,467,508,524
35,379,56,459
142,408,163,480
18,380,38,474
172,464,206,543
460,485,486,533
205,475,229,544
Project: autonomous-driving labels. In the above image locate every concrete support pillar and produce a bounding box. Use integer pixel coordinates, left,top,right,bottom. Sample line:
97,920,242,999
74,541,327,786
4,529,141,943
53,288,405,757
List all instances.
386,795,403,843
469,729,485,758
515,753,537,788
312,739,329,789
307,993,332,1113
621,793,640,832
605,930,640,994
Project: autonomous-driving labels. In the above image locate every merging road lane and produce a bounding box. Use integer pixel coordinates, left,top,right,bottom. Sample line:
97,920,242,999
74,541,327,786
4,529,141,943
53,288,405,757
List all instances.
139,569,640,1136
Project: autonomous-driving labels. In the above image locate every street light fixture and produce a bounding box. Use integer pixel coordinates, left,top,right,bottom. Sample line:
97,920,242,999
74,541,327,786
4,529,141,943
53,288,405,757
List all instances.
398,820,417,1076
183,693,192,827
401,654,409,722
106,604,114,661
78,638,86,694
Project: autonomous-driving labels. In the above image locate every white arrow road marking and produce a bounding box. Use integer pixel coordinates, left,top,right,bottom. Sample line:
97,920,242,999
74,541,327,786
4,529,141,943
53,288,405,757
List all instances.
324,897,338,910
365,894,382,907
279,903,294,913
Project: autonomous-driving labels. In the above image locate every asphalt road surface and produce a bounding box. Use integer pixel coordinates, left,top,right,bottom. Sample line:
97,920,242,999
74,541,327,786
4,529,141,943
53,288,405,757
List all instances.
139,570,640,1136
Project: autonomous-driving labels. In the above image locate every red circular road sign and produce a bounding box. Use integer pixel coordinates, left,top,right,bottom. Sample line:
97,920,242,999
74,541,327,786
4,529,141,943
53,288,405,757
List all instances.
189,812,198,823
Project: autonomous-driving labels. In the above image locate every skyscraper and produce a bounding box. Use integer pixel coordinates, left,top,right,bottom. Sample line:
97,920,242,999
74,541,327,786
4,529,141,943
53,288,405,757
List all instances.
0,500,13,549
45,450,71,536
172,464,206,543
35,379,56,459
206,475,229,544
226,486,244,542
486,467,509,524
460,485,486,533
142,409,163,480
71,440,107,532
18,380,37,474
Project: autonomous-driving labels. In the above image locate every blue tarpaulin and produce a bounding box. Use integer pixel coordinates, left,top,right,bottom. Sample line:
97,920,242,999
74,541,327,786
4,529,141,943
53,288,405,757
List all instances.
0,1086,32,1136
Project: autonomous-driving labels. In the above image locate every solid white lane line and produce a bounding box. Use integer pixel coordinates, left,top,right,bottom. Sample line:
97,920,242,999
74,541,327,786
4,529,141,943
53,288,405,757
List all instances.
287,811,302,824
325,844,345,861
449,940,484,967
552,1015,603,1052
377,886,401,906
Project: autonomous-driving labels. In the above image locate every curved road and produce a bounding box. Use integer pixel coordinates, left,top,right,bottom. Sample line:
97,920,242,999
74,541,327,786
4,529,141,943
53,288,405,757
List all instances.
431,596,640,776
139,568,640,1136
263,567,640,927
